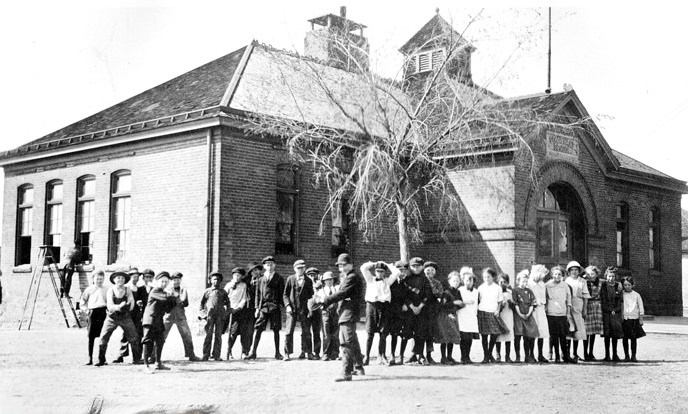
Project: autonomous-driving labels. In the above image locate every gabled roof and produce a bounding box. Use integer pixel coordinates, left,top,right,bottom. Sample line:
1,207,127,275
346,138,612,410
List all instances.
399,13,470,55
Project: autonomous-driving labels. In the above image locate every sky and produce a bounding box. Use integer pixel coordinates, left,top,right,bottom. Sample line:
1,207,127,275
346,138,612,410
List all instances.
0,1,686,226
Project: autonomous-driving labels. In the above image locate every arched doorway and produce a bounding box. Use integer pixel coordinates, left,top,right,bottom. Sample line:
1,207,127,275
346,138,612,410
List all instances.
536,182,587,268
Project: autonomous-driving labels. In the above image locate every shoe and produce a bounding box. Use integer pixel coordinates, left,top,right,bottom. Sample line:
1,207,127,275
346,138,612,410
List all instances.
156,364,171,370
112,356,124,364
564,357,578,364
396,356,404,365
246,353,257,360
274,353,283,360
388,357,396,366
201,356,210,361
95,361,107,367
418,357,428,366
228,354,234,360
406,354,418,364
353,366,365,376
307,353,316,360
525,356,537,364
132,359,144,365
298,352,306,360
85,361,93,366
481,358,490,364
587,354,597,361
240,353,249,360
488,356,498,363
283,354,291,361
213,357,223,361
630,356,638,362
505,356,513,363
495,353,501,361
623,356,631,362
312,353,321,360
514,356,521,363
549,354,554,361
554,357,561,364
612,355,621,362
426,355,436,365
447,357,457,365
537,356,549,364
363,356,370,366
334,374,352,382
603,356,611,362
440,357,448,365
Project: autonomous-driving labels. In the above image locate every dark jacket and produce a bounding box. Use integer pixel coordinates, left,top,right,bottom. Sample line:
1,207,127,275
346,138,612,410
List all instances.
600,281,623,314
401,272,432,308
283,274,314,315
322,270,364,324
142,287,178,327
255,272,285,312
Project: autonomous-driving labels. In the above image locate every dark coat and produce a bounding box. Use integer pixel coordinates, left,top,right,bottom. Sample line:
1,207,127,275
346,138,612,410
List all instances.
142,287,178,326
255,272,285,312
322,270,364,324
600,281,623,314
283,274,314,315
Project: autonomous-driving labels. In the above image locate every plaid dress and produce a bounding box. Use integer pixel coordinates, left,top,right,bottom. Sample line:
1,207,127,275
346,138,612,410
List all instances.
585,280,603,335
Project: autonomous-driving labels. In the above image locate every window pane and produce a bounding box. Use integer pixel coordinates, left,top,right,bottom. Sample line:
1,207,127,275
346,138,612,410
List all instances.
276,223,293,244
276,192,294,224
649,248,655,269
276,168,295,189
79,178,95,198
114,174,131,194
21,207,33,236
115,197,131,230
48,183,63,202
558,220,568,258
538,218,553,257
21,187,34,205
79,200,95,232
616,205,622,220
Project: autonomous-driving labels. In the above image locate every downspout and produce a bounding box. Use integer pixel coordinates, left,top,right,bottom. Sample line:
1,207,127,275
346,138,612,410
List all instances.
205,128,214,287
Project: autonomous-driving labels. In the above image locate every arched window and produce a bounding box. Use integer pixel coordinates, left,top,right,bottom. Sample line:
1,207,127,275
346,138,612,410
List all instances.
45,180,63,259
16,184,34,265
649,207,660,271
76,175,95,263
537,188,568,262
109,170,131,263
275,164,299,255
616,203,629,268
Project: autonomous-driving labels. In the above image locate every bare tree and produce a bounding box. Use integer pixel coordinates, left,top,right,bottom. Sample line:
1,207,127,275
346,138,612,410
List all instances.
244,11,583,261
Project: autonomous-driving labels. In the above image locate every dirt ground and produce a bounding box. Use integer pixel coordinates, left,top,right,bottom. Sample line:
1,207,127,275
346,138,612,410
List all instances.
1,325,688,414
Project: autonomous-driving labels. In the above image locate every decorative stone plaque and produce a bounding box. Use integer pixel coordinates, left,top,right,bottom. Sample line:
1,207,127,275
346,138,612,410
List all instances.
546,131,579,161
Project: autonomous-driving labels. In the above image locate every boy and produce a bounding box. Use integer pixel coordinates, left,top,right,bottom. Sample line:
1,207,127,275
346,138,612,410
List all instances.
200,271,229,361
162,272,200,361
283,260,315,361
96,271,143,366
404,257,433,365
315,253,365,382
226,267,253,360
388,260,410,365
248,256,285,360
305,267,323,360
360,261,400,365
319,271,340,361
114,268,144,363
80,270,108,365
142,271,180,373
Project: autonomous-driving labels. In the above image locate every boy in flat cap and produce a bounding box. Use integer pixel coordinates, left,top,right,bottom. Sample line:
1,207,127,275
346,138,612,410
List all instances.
142,271,180,373
248,256,285,360
225,267,254,359
360,261,400,365
283,259,315,361
318,271,340,360
305,267,323,359
404,257,434,365
200,272,229,361
114,268,145,364
96,271,143,366
315,253,365,382
163,272,200,361
388,260,411,365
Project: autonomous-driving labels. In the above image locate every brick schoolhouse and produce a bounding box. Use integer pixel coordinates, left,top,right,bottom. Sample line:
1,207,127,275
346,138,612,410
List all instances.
0,9,685,326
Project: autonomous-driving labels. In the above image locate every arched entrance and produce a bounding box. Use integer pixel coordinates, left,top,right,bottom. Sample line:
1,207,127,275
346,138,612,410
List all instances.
535,182,587,268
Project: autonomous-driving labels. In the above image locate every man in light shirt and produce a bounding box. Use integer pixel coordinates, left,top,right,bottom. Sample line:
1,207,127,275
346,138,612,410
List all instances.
360,261,400,365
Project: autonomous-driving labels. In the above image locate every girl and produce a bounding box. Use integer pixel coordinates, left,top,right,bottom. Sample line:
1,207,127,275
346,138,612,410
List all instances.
621,276,645,362
424,261,443,364
457,267,479,364
600,267,624,362
584,265,603,360
528,264,550,363
79,270,108,365
565,261,589,362
477,267,505,363
436,271,463,364
512,270,539,363
545,266,574,363
495,274,514,363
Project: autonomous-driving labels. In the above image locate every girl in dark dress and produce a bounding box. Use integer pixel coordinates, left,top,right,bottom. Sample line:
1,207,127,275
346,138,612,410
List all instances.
600,267,624,362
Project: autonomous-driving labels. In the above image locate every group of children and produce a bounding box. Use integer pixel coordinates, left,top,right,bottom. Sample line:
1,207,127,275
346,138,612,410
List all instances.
78,255,646,375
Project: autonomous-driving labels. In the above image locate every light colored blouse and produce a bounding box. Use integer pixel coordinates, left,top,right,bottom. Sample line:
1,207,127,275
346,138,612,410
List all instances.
477,283,503,313
623,291,644,320
80,285,108,309
457,286,479,333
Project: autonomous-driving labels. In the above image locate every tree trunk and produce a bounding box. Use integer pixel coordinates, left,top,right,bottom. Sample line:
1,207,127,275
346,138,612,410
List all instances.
396,202,409,262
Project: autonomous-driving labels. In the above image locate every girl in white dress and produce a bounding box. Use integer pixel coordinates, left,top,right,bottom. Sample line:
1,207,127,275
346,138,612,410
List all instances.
457,267,479,364
528,264,550,363
495,273,515,362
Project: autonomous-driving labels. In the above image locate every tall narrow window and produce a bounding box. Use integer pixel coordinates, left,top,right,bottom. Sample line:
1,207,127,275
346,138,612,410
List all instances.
275,164,299,255
76,175,95,263
109,171,131,264
16,185,34,265
616,203,629,268
45,180,63,259
649,207,660,271
331,198,351,257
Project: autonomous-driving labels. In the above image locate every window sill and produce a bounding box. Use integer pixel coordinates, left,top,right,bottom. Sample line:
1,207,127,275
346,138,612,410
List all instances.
648,269,662,277
12,265,32,273
103,263,133,273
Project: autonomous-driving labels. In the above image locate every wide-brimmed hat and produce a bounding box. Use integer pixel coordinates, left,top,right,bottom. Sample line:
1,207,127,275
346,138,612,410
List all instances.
110,271,130,284
155,271,171,280
141,268,155,278
170,272,183,279
335,253,352,266
127,268,141,276
247,261,263,273
305,267,319,276
293,259,306,268
566,261,582,272
322,271,335,281
231,267,246,276
262,256,275,264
